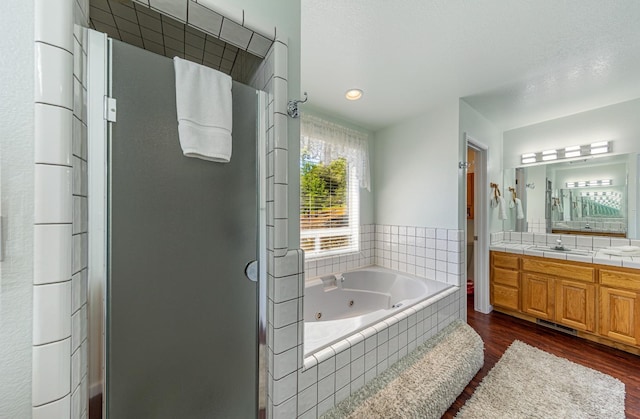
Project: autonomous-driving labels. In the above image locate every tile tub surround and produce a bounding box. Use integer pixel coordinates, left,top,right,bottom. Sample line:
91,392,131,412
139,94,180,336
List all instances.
282,225,465,417
490,231,640,269
304,225,465,289
296,288,463,418
374,225,465,287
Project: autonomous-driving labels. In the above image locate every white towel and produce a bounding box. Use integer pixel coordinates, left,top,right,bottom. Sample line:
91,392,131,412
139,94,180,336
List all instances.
515,198,524,219
173,57,232,162
497,196,508,220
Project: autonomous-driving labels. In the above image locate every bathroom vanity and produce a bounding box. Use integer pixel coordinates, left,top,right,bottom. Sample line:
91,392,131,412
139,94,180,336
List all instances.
490,250,640,355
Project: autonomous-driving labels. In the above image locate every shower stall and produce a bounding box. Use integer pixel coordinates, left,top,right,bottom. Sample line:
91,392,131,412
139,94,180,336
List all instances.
87,31,267,419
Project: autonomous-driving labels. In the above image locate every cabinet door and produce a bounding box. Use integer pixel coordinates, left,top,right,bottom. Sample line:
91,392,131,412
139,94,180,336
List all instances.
599,287,640,346
522,273,554,320
555,279,595,332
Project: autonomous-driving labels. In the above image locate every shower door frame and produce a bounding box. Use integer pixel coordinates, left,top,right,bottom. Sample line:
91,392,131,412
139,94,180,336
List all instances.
86,29,268,418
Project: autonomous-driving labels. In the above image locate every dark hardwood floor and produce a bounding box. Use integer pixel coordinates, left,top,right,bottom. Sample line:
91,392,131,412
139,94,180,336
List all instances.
444,295,640,418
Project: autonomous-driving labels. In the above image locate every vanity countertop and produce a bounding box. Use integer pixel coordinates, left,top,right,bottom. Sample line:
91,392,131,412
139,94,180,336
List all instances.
490,241,640,269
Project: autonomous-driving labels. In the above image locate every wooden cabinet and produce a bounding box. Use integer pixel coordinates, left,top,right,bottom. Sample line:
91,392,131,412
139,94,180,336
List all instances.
599,268,640,346
490,250,640,353
490,252,519,311
522,273,554,320
520,256,595,329
599,287,640,346
555,279,595,332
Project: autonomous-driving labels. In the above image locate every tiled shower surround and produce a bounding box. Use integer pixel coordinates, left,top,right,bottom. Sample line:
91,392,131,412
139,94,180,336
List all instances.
32,1,90,417
267,225,466,417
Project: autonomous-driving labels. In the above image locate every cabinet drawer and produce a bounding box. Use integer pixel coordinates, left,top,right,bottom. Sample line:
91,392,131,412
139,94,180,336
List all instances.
492,252,519,270
600,269,640,291
491,284,519,311
522,257,594,283
493,267,519,287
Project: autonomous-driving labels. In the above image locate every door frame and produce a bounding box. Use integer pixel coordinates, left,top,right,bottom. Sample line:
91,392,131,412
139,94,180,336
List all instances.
466,134,491,313
87,28,109,417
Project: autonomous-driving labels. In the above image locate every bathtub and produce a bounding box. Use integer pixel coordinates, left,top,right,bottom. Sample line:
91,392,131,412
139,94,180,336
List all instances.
304,266,453,355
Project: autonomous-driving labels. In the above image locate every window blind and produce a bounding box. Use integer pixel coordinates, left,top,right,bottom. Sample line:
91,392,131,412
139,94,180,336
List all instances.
300,156,360,258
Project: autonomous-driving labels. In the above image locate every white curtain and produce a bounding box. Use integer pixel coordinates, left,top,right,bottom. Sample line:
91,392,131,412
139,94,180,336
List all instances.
300,113,371,191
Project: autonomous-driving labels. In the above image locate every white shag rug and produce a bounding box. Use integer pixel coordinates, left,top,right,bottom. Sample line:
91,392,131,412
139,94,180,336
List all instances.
322,320,484,419
456,340,626,419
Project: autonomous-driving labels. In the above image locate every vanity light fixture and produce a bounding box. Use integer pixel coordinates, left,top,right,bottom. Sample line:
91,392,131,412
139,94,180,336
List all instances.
590,141,610,155
542,149,557,161
566,179,612,188
345,89,363,101
521,141,611,164
564,145,581,158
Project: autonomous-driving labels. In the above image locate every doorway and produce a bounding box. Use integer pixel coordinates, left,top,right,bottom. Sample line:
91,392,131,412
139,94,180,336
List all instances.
466,146,476,300
465,135,490,313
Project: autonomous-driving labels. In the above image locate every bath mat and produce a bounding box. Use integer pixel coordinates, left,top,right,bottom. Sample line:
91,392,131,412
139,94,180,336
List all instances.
321,319,483,419
456,340,626,418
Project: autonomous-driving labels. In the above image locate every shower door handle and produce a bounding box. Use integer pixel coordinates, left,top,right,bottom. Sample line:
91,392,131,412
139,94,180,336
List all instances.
245,260,258,282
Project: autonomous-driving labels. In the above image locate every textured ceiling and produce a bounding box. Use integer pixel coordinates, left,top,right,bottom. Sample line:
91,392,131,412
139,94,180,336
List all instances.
302,1,640,131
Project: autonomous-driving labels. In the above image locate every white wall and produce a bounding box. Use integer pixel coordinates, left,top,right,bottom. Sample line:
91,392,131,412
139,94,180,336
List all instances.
525,165,547,224
373,99,460,228
0,1,34,417
504,98,640,238
459,100,503,233
503,98,640,168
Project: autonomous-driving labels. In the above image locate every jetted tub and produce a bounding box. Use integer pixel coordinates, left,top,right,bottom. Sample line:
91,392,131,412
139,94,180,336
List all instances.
304,266,453,355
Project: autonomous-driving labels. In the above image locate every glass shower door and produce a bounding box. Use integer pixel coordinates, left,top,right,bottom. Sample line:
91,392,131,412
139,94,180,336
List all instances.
107,40,259,419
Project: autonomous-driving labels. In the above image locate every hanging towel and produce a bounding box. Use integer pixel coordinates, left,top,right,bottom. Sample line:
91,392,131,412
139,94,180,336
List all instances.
497,196,508,220
173,57,232,162
514,198,524,219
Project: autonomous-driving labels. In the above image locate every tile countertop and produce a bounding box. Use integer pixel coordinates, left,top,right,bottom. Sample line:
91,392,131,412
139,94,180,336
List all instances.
490,242,640,270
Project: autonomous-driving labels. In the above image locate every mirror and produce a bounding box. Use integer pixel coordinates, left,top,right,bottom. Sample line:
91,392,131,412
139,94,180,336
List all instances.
504,153,636,238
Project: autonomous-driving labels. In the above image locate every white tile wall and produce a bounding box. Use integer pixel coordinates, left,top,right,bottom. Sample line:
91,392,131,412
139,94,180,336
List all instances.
247,36,298,418
32,1,89,417
374,224,464,287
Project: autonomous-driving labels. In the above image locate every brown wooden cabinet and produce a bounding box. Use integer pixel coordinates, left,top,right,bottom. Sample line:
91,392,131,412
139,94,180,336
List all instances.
598,268,640,346
520,255,595,330
555,279,596,332
490,252,520,311
599,287,640,346
489,251,640,354
522,272,555,320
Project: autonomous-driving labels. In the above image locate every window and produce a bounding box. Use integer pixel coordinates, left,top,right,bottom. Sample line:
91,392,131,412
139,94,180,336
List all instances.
300,114,370,259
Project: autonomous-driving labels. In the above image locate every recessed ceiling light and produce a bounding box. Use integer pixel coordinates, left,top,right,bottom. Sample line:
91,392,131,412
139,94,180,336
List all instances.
345,89,363,101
